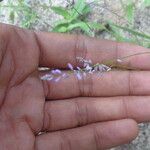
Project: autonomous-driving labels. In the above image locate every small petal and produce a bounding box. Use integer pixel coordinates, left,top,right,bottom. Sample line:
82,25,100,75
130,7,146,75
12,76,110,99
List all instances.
51,69,62,74
40,74,52,80
101,64,111,72
51,70,56,74
94,66,99,71
97,65,103,72
62,73,69,79
85,65,92,71
54,77,61,82
77,67,81,71
76,73,82,80
67,63,74,70
83,62,88,67
107,68,111,71
47,77,53,81
55,69,62,74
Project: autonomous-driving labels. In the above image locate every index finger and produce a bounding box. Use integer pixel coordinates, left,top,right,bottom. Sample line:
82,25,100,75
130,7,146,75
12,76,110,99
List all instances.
35,31,150,69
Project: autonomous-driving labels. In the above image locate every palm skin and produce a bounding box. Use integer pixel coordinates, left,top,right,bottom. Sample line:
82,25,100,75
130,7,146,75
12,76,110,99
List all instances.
0,24,45,149
0,23,150,150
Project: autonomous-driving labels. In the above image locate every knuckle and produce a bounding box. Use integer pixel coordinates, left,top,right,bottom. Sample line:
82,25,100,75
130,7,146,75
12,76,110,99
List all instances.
74,100,88,126
121,97,129,118
73,34,88,66
43,103,52,131
128,71,133,95
77,73,94,97
59,131,72,150
92,125,102,150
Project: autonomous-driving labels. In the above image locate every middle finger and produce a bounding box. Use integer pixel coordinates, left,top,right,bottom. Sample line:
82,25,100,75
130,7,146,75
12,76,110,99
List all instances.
42,71,150,99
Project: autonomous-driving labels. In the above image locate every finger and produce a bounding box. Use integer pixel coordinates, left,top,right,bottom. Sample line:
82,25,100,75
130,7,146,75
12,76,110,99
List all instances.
43,96,150,131
35,119,138,150
35,31,150,69
42,71,150,99
1,23,150,69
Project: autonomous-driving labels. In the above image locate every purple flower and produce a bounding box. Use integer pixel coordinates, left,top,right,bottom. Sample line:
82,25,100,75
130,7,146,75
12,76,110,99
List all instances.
41,74,53,80
77,66,81,71
85,65,92,71
51,69,62,74
47,77,53,81
67,63,74,70
40,57,112,83
76,72,82,80
54,77,61,82
62,73,67,78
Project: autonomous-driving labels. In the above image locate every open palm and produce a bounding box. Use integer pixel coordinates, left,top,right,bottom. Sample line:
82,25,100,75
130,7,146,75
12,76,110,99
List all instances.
0,23,150,150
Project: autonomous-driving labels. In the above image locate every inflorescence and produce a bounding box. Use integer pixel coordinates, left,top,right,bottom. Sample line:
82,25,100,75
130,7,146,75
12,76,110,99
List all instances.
40,57,119,82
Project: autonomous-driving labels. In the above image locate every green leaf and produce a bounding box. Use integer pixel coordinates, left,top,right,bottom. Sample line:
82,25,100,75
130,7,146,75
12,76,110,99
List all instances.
51,6,70,19
109,22,150,39
82,4,91,15
52,24,68,33
87,22,106,31
71,0,86,19
57,26,67,32
53,19,71,27
143,0,150,7
67,21,92,35
109,24,126,42
125,2,135,24
9,11,15,23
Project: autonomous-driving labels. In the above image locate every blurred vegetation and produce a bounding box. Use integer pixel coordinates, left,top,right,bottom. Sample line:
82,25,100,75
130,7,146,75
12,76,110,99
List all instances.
0,0,150,48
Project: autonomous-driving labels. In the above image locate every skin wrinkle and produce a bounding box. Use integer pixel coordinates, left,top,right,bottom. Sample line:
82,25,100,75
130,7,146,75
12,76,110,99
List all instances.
9,120,20,150
6,27,38,88
73,34,88,67
128,71,132,96
85,102,90,125
12,27,26,46
2,80,40,135
9,69,38,88
121,97,129,119
76,99,89,126
42,80,49,98
82,74,94,97
33,31,44,67
93,125,101,150
71,71,83,97
115,41,119,66
0,26,13,108
0,33,6,67
24,115,37,134
43,103,52,132
0,52,6,107
88,74,94,97
8,47,17,87
0,51,15,110
74,100,84,127
32,31,48,134
1,114,30,150
76,73,91,97
117,42,131,67
59,131,72,150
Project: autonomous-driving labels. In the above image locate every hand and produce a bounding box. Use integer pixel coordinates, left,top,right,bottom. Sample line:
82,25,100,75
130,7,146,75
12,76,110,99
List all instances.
0,23,150,150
